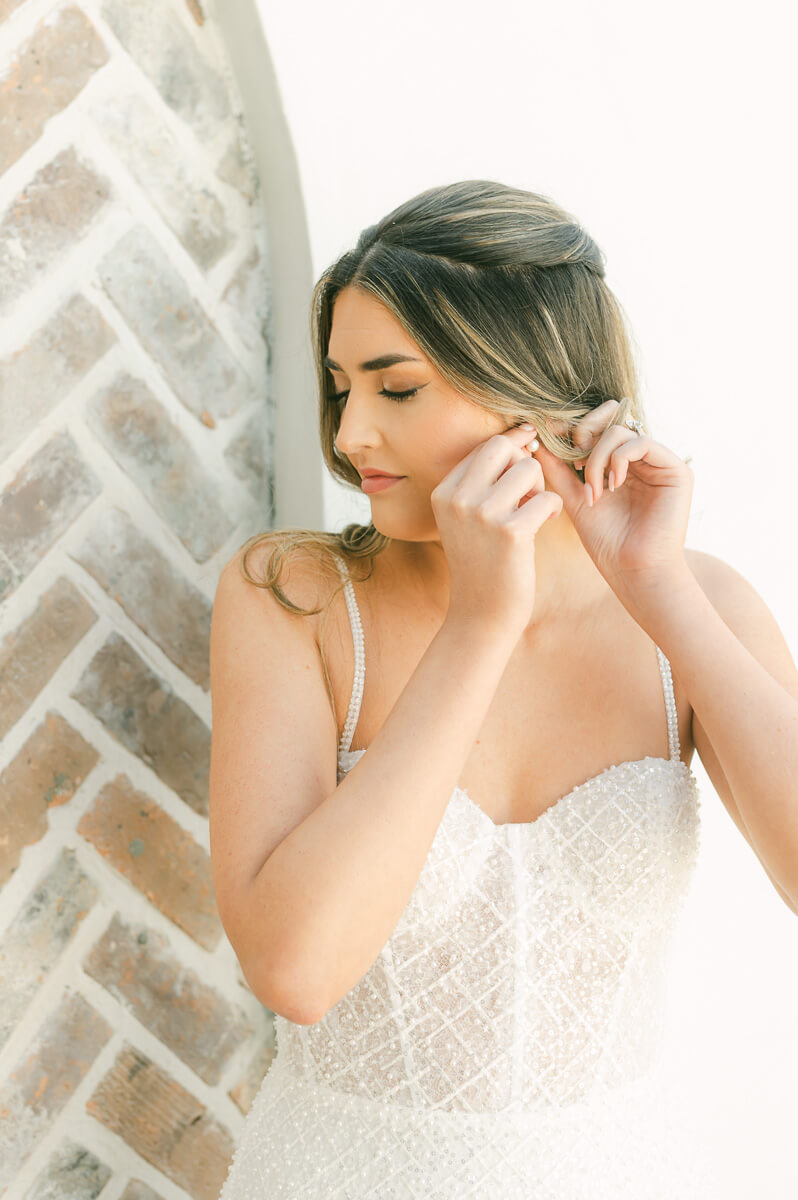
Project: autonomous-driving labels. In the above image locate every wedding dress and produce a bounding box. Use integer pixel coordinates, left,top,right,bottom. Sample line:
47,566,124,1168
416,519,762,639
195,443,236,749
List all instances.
218,554,714,1197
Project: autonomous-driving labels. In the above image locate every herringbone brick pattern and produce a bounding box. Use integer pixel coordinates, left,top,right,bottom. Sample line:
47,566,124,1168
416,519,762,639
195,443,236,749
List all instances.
0,2,277,1196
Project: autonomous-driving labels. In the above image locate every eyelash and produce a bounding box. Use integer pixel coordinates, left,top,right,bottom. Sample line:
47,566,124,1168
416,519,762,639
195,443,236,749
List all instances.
331,387,419,404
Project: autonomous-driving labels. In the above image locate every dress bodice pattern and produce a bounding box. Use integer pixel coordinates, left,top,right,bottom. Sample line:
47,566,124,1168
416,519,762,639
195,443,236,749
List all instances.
218,553,713,1198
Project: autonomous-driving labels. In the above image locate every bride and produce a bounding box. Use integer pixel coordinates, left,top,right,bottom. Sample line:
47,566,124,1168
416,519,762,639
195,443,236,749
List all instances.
209,180,798,1198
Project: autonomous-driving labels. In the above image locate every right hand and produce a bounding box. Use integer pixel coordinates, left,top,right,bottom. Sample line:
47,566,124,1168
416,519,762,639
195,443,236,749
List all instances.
430,425,563,636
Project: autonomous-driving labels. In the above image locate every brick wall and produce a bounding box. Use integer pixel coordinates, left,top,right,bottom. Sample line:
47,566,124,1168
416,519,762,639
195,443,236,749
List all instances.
0,2,276,1197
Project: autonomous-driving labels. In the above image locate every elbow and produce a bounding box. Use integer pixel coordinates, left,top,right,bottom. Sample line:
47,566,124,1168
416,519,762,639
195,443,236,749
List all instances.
252,958,331,1026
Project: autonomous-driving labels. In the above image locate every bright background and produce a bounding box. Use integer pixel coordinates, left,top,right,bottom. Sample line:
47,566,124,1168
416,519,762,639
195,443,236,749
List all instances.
241,1,797,1191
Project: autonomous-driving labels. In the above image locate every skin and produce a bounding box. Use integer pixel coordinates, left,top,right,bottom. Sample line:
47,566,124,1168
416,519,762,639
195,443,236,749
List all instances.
328,285,610,628
207,287,797,1026
323,284,699,829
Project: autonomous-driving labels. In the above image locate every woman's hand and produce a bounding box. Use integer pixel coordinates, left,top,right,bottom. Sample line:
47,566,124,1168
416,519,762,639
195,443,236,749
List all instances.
431,425,563,637
531,400,694,599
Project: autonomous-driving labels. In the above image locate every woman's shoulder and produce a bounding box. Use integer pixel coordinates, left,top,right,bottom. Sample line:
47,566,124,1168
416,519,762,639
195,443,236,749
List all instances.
222,531,357,627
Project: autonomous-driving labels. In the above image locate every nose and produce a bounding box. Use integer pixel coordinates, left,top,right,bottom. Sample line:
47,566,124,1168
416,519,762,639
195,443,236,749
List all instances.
332,392,380,458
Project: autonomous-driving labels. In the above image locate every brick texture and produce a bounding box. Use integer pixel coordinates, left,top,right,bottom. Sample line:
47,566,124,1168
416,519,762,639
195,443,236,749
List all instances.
22,1139,112,1200
83,912,253,1083
0,434,102,603
0,847,98,1047
77,774,222,949
0,579,98,741
71,632,211,813
120,1182,166,1200
228,1035,276,1115
90,89,234,270
0,7,109,174
85,371,237,561
87,1043,234,1200
0,714,100,875
0,146,111,317
0,991,112,1190
0,0,275,1192
100,0,231,142
73,506,214,689
97,226,254,423
0,294,116,462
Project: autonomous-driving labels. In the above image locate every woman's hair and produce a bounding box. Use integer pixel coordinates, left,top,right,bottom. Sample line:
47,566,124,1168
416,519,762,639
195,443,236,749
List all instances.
239,178,646,637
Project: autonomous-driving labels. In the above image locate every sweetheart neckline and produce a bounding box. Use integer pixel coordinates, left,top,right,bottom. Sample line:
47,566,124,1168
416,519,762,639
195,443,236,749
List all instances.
336,749,695,833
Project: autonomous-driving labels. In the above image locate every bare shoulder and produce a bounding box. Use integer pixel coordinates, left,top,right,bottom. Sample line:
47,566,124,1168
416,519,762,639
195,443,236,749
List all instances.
216,534,343,635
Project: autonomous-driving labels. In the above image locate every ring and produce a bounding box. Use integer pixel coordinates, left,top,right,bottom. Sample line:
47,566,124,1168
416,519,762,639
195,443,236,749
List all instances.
624,417,644,435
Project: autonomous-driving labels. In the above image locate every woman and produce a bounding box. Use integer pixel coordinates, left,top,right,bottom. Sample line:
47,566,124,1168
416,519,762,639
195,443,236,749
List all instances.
210,180,798,1198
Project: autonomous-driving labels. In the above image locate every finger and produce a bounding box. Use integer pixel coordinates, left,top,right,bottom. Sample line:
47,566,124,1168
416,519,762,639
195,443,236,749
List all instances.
608,436,685,488
570,399,623,459
528,440,585,512
479,454,545,514
583,424,639,502
442,428,538,493
504,486,563,534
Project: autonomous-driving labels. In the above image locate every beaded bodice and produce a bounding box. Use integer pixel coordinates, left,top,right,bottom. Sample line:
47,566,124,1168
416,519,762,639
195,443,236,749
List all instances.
218,553,706,1198
271,554,701,1108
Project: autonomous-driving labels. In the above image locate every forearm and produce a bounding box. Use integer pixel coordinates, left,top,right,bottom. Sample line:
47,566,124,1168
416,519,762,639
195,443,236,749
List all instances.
252,616,520,1022
624,567,798,903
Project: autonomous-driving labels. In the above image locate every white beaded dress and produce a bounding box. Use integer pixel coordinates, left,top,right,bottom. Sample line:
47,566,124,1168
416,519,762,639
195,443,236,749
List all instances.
218,554,715,1198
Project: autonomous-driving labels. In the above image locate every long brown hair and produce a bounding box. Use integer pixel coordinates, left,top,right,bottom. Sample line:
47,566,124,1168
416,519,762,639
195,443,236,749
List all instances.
240,179,646,620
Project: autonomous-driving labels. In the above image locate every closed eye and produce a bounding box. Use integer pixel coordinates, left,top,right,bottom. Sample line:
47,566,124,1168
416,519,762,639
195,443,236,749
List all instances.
330,387,421,404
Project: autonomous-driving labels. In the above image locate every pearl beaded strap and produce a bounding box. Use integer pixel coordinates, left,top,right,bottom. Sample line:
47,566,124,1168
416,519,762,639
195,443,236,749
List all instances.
654,645,681,762
333,555,366,756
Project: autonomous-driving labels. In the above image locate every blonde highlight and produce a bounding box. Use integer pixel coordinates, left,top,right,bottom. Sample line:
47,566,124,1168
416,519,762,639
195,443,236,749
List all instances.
240,179,647,619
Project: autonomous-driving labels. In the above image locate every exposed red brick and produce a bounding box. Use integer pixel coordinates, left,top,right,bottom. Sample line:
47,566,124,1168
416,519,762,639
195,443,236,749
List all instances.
86,370,235,563
0,991,112,1182
0,293,116,462
0,146,111,317
0,846,99,1047
83,912,252,1083
73,507,212,690
0,713,99,884
70,632,210,814
0,7,109,173
0,433,102,603
229,1036,276,1115
0,577,97,740
77,775,222,950
86,1044,233,1200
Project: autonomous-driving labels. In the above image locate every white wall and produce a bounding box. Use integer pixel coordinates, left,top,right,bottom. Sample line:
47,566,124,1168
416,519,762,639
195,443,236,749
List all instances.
249,1,797,1192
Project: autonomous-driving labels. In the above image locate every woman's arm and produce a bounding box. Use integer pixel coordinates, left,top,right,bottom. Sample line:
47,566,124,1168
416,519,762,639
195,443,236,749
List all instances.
621,550,798,914
210,550,522,1026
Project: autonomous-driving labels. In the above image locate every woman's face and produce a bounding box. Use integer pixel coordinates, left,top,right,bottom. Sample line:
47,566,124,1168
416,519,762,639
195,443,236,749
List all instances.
327,287,514,543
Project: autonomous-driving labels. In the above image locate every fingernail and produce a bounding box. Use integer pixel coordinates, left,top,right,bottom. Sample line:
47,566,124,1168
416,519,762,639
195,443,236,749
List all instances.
608,469,615,492
584,481,593,506
518,422,536,431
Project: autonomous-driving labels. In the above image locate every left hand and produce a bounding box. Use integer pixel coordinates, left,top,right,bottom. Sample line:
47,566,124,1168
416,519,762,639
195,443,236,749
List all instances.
529,400,694,598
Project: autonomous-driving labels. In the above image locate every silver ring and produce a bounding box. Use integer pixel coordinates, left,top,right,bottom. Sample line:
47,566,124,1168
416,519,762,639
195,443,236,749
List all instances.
624,417,644,435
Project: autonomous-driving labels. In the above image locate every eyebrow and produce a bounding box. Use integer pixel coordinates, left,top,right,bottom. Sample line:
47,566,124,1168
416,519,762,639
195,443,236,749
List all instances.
323,353,423,372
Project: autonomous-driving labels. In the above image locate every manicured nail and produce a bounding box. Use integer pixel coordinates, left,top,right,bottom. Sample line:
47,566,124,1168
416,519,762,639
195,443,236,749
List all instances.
584,481,593,506
608,469,615,492
519,422,536,432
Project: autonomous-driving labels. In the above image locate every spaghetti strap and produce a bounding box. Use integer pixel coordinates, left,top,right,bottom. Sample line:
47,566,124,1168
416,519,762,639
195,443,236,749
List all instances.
653,643,681,762
332,554,366,755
